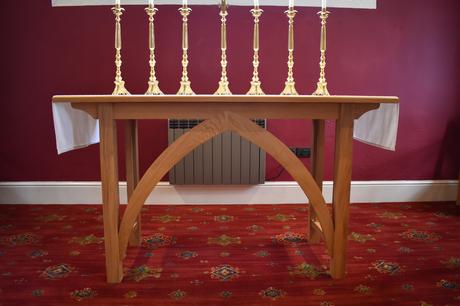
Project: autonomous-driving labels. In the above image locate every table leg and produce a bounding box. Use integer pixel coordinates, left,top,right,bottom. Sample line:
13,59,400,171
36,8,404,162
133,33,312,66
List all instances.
457,169,459,205
99,104,123,283
330,105,354,279
309,119,325,243
125,120,141,246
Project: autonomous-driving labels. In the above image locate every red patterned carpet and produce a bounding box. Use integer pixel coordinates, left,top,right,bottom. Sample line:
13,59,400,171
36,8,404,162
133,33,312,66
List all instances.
0,202,459,306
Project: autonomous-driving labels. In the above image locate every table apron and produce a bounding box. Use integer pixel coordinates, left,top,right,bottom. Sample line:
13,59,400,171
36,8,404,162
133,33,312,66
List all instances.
72,102,379,120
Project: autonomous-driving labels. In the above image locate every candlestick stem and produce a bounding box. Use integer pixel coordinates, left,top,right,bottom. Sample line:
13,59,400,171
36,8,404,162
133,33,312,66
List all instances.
215,6,231,95
281,8,298,95
247,8,264,95
312,9,330,96
145,6,163,95
177,7,195,95
112,4,130,95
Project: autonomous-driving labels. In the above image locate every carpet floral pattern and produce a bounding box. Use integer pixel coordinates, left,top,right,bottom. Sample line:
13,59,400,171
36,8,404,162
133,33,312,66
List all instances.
0,202,459,305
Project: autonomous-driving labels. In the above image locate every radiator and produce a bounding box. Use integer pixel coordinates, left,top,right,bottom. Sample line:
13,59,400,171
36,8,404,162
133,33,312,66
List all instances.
168,119,266,185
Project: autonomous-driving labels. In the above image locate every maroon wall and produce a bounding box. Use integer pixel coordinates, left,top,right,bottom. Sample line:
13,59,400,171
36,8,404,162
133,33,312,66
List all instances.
0,0,459,182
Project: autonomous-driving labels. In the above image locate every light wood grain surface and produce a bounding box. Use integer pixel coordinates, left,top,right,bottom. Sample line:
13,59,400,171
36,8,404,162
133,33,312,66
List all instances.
125,120,141,246
117,112,335,260
457,170,460,205
53,94,399,104
309,119,325,244
54,94,399,283
52,95,397,120
98,104,123,283
330,105,354,279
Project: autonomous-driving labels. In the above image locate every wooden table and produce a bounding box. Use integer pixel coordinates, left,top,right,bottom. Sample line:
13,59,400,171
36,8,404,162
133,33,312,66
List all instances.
457,169,460,205
52,94,399,283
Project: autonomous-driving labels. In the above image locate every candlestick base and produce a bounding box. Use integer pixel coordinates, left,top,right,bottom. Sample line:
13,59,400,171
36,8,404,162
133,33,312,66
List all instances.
247,81,265,95
146,80,163,95
312,81,330,96
281,81,299,95
177,80,195,95
112,80,130,95
214,80,232,95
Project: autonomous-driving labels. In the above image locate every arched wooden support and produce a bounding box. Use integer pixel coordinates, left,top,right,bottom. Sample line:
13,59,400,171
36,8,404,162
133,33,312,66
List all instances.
118,115,229,258
224,113,334,255
118,112,334,259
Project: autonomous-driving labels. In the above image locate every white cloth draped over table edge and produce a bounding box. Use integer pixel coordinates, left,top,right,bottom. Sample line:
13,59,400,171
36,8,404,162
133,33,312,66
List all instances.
52,101,399,155
353,103,399,151
52,103,99,154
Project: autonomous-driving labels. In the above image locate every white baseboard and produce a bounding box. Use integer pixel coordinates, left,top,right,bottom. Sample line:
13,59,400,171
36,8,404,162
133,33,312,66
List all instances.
0,180,457,205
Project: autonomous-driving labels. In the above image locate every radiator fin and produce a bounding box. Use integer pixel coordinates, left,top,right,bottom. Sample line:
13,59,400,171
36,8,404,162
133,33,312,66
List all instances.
168,119,266,185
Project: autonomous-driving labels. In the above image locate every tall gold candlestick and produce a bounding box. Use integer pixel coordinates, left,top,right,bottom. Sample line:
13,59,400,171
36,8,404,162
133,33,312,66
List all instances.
111,3,130,95
177,5,195,95
247,7,264,95
145,3,163,95
280,8,298,95
312,9,330,96
214,0,231,95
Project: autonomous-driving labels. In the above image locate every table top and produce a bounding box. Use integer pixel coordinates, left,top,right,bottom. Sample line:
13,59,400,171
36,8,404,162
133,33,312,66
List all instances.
52,94,399,104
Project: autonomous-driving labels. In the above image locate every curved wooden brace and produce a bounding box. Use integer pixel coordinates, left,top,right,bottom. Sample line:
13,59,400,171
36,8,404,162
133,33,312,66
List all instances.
118,115,229,258
118,112,334,259
225,113,334,255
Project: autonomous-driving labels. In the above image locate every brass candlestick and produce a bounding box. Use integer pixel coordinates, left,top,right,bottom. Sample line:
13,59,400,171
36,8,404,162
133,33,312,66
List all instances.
145,4,163,95
312,9,330,96
177,5,195,95
214,0,231,95
111,3,130,95
247,7,264,95
281,8,298,95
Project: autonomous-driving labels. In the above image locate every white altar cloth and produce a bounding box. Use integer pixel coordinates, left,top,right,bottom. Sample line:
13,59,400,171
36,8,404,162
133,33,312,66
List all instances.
353,103,399,151
52,102,99,154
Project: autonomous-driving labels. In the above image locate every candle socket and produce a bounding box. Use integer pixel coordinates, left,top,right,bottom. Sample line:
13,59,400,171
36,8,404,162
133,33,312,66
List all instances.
247,8,264,95
145,6,163,95
215,6,232,95
177,6,195,95
312,9,330,96
281,8,299,96
112,5,130,95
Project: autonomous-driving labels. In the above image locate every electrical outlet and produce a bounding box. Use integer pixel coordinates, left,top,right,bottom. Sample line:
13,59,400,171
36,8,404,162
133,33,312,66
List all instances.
289,147,311,158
